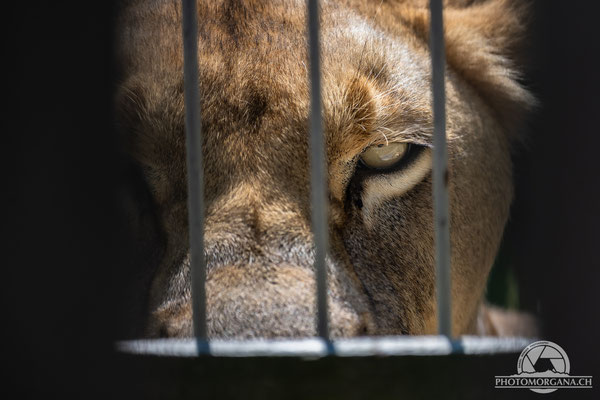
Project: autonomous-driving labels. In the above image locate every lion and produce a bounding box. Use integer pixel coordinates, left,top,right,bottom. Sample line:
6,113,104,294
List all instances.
116,0,537,339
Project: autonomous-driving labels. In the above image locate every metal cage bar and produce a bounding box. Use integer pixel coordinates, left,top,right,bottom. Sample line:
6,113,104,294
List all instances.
307,0,330,340
181,0,207,340
429,0,452,337
118,336,534,357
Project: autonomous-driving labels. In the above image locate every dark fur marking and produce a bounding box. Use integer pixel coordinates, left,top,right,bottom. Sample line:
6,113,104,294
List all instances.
244,86,269,129
221,0,248,46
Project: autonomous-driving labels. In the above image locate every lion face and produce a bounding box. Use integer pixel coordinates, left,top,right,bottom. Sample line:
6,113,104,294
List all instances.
117,0,534,338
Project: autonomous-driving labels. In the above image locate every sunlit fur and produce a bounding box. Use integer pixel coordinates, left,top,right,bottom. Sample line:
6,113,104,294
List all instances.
116,0,537,338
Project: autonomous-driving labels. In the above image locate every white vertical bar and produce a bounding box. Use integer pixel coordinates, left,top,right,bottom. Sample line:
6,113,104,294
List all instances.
181,0,207,339
429,0,452,337
307,0,329,339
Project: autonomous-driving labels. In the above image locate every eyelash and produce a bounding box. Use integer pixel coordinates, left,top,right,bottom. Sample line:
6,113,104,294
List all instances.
356,143,424,175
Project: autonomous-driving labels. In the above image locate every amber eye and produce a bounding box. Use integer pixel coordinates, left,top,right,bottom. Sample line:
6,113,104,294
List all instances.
359,142,409,170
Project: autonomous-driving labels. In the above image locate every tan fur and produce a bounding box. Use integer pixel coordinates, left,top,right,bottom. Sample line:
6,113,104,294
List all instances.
116,0,536,338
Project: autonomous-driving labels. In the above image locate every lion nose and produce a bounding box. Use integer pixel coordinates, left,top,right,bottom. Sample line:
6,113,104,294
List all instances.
150,263,373,339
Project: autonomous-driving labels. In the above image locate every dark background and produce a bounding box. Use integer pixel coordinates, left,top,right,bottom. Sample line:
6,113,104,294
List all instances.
3,1,599,398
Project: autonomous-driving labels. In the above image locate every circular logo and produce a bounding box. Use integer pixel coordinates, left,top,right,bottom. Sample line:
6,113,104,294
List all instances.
516,340,570,394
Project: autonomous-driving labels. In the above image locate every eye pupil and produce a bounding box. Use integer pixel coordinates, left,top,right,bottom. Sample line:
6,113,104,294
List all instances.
359,142,409,170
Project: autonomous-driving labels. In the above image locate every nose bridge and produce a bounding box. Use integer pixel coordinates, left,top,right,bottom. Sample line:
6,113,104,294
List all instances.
204,180,313,266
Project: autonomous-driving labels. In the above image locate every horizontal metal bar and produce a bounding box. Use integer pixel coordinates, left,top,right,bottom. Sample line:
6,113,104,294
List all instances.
117,336,536,358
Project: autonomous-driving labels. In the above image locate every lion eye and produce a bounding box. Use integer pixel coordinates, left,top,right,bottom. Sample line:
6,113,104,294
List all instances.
359,142,409,170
